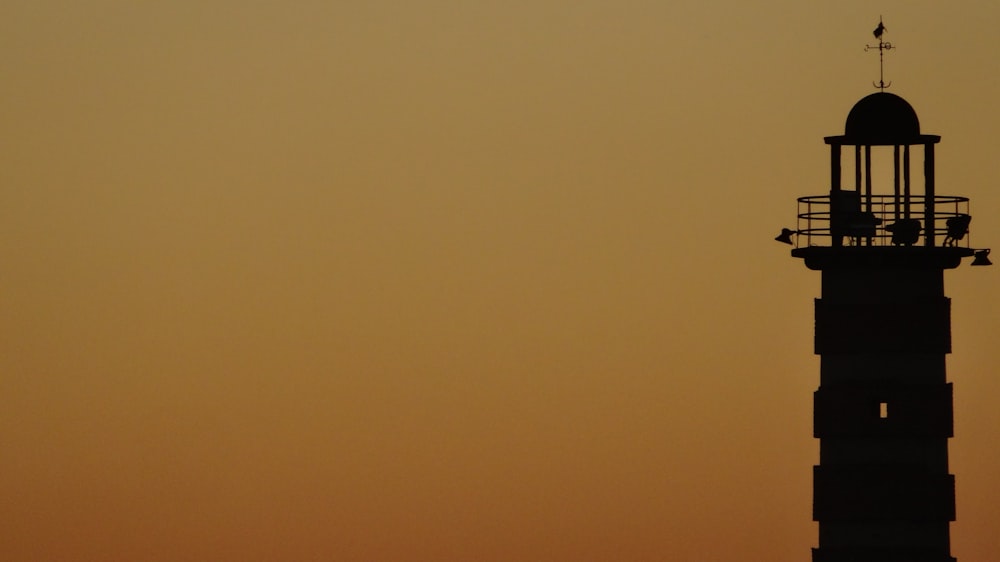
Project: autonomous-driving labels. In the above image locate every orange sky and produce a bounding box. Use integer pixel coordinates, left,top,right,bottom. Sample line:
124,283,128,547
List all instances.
2,1,999,560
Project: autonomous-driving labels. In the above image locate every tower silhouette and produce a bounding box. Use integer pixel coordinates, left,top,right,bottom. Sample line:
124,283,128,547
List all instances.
782,89,991,562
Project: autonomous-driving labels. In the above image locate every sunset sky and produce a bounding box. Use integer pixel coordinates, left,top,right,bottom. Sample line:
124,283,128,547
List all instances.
2,1,999,560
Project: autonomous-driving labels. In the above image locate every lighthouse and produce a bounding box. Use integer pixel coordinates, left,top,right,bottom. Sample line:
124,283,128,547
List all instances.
778,37,992,562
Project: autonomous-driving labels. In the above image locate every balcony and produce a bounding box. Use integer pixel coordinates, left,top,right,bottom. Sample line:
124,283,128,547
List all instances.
794,194,973,249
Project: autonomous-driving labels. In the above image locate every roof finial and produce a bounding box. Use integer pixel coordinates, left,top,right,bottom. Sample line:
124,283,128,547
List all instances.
865,16,894,91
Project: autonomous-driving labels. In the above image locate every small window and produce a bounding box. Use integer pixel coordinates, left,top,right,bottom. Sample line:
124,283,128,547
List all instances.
879,401,889,419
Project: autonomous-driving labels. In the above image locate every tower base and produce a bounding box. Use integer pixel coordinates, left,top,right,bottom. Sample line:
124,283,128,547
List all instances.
812,547,956,562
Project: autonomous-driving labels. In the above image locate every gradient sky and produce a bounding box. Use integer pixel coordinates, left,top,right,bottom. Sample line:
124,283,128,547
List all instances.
2,1,999,561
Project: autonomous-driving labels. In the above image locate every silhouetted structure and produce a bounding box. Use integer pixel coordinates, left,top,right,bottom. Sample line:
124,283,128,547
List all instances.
781,89,991,562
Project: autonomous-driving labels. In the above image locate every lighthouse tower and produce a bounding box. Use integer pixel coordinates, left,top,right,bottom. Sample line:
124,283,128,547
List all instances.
780,86,992,560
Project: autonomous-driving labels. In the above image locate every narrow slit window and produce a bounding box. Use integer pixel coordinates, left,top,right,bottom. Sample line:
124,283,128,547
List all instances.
879,401,889,419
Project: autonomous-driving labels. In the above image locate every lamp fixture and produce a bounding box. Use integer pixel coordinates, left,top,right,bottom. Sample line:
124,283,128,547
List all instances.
775,228,797,245
971,249,992,266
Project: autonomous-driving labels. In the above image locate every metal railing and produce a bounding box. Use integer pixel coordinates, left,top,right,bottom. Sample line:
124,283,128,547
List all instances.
795,194,971,248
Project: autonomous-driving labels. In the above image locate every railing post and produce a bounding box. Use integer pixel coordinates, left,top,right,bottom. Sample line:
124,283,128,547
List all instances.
925,143,936,247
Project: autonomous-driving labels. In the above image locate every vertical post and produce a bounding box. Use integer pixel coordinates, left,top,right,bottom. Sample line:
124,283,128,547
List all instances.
832,144,842,247
855,146,862,191
864,146,873,205
904,145,911,220
893,145,901,221
831,144,841,192
925,143,936,247
865,145,873,245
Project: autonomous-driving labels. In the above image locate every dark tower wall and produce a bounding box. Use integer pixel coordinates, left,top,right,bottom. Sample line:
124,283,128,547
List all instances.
811,261,956,562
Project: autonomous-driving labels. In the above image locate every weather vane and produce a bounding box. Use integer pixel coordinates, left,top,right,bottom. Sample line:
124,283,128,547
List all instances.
865,16,894,91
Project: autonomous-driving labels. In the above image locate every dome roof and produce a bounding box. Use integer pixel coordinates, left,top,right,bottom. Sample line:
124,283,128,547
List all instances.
835,92,934,145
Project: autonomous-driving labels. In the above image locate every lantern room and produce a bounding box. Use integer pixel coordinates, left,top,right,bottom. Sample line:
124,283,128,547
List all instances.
783,92,990,268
